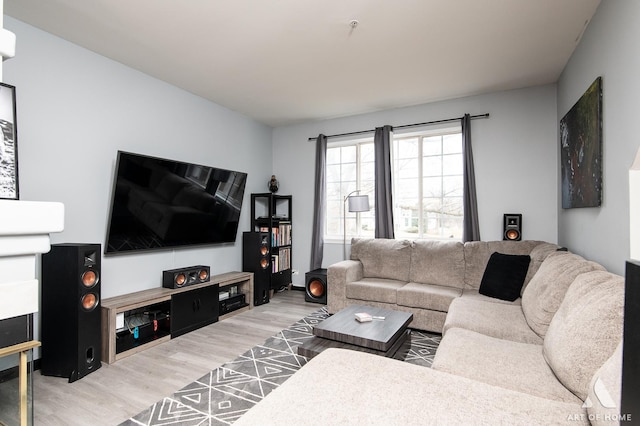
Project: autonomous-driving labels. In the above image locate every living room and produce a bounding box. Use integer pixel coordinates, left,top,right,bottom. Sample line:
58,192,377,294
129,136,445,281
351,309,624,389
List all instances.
0,0,638,424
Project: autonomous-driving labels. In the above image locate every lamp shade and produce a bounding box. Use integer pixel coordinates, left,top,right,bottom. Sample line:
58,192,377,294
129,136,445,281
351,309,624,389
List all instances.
348,195,370,212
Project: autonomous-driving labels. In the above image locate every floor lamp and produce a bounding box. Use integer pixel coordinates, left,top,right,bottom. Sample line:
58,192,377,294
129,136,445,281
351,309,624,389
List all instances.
343,190,370,260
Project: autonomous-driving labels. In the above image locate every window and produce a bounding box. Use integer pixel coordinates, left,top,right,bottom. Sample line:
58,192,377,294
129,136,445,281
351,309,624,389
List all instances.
324,126,463,241
326,140,375,240
392,130,463,240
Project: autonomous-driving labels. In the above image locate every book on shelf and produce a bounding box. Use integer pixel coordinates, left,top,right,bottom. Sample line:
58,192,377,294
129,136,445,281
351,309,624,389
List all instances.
258,223,291,247
278,247,290,270
269,247,291,272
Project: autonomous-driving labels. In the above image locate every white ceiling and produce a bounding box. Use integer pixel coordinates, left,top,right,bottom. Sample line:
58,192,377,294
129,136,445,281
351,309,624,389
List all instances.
4,0,601,127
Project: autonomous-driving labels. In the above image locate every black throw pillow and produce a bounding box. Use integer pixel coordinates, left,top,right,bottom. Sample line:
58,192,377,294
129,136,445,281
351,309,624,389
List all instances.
479,252,531,302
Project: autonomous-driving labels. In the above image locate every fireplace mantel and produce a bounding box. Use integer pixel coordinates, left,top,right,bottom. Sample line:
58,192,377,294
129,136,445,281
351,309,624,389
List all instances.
0,200,64,321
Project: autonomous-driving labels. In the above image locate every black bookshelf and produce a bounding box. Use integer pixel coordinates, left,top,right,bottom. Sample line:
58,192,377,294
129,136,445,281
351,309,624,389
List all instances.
244,193,293,297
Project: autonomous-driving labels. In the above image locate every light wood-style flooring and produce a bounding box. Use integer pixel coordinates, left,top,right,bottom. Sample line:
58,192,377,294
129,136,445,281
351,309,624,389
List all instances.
33,289,319,426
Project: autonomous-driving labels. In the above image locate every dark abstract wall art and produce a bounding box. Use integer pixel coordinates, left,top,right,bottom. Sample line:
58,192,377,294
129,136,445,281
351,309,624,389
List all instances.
560,77,603,209
0,82,18,200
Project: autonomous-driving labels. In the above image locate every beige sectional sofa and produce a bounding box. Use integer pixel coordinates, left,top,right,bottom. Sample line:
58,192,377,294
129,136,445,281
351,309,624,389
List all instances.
237,239,626,425
328,238,561,332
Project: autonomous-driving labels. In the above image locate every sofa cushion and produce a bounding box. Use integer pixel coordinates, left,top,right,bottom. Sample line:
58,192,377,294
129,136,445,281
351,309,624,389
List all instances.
521,252,605,338
586,343,623,426
433,328,581,404
235,348,589,426
409,240,465,288
522,243,561,294
345,278,405,304
443,297,542,344
397,282,462,312
463,240,541,289
350,238,412,282
543,271,624,401
460,288,522,306
479,252,531,301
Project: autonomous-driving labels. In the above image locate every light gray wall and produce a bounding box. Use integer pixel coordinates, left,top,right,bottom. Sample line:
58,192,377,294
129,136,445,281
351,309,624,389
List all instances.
4,16,272,298
557,1,640,274
273,84,559,287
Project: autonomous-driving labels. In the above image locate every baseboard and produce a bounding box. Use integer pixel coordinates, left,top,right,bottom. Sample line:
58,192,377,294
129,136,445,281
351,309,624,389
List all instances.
0,359,40,384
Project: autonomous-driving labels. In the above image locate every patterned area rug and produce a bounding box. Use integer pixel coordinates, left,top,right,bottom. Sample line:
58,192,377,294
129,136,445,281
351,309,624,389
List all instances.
121,308,441,425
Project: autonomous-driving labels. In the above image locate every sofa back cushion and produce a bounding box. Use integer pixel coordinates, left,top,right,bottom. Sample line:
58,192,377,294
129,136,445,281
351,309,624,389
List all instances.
521,252,605,337
463,240,542,289
521,242,561,293
350,238,412,282
543,271,624,401
410,240,465,288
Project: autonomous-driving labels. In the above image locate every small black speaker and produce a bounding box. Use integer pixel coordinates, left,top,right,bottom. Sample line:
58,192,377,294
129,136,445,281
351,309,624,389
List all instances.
622,260,640,419
41,243,102,382
243,232,270,306
162,265,210,289
503,214,522,241
305,268,327,304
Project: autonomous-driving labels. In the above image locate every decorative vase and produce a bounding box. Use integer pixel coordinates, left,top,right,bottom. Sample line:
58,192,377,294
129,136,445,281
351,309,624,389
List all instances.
268,175,279,193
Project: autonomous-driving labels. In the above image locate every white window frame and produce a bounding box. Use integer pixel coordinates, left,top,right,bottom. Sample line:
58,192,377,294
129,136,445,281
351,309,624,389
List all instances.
324,136,374,242
323,124,463,241
392,124,463,241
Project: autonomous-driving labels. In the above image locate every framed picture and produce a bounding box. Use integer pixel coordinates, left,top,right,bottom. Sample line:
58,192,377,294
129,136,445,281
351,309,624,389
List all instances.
560,77,603,209
0,82,18,200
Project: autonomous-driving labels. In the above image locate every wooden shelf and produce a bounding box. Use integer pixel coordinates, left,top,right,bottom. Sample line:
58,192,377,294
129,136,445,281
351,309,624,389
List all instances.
101,271,253,364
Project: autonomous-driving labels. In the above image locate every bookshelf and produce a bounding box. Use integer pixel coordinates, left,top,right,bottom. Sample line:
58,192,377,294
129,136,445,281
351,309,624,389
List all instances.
244,193,292,302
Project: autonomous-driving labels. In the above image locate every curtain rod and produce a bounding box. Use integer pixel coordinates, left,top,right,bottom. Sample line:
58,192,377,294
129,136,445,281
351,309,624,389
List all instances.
307,113,489,141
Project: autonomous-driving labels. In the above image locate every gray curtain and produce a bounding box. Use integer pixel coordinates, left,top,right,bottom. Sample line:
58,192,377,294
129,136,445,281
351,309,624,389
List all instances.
462,114,481,242
310,134,327,270
374,125,395,239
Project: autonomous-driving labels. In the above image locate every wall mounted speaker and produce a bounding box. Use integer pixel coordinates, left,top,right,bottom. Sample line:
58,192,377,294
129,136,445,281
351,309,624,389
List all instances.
503,214,522,241
41,243,102,382
243,232,270,306
162,265,210,289
305,268,327,304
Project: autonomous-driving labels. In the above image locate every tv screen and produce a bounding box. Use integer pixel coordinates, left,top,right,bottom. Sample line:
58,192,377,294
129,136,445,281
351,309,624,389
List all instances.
105,151,247,254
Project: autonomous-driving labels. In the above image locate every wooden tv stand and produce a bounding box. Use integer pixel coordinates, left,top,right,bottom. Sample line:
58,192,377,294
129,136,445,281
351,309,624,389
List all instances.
101,271,253,364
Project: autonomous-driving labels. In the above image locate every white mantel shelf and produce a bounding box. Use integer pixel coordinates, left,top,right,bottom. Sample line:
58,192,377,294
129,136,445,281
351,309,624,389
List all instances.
0,200,64,321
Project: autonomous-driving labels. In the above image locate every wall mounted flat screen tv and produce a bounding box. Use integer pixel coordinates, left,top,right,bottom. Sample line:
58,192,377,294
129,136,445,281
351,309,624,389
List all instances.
105,151,247,254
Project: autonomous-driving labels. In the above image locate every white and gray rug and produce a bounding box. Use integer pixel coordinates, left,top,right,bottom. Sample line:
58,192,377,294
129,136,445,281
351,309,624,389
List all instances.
121,308,441,425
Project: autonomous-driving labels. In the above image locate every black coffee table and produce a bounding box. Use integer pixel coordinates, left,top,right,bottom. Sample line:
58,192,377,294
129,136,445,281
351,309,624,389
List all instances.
297,305,413,359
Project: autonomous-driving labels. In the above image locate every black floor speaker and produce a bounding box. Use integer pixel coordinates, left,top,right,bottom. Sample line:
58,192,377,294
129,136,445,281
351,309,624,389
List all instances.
41,243,102,382
242,232,270,306
305,268,327,304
